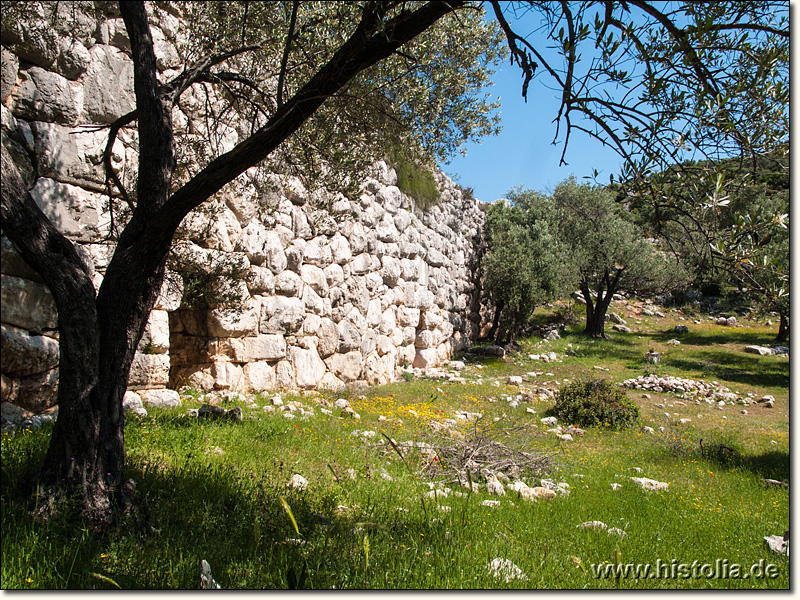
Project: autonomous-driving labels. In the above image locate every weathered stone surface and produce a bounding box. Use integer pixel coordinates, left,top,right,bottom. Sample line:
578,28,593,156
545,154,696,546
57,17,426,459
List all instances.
239,334,287,362
128,353,170,389
236,220,269,265
300,264,328,297
207,299,260,338
139,388,181,408
1,47,19,103
243,361,276,392
29,178,110,242
15,367,59,412
326,351,363,382
138,310,170,354
2,14,492,396
1,324,60,377
291,346,326,388
1,275,58,333
10,66,81,124
261,296,305,334
83,44,135,123
1,236,43,283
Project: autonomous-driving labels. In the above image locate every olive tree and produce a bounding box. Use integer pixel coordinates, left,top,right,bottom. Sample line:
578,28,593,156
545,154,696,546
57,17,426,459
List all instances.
482,190,571,343
552,177,688,338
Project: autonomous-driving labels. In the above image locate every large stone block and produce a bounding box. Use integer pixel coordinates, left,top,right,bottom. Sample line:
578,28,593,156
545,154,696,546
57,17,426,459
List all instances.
1,47,20,104
326,351,363,382
138,310,170,354
275,360,295,389
300,264,328,297
1,323,59,377
375,212,400,243
31,120,115,191
29,178,110,242
211,360,244,390
337,319,362,353
291,346,326,388
207,298,260,338
260,296,305,335
1,275,58,333
1,236,43,282
303,237,332,268
377,185,403,214
329,233,352,264
83,44,135,123
413,347,440,369
10,66,81,124
15,367,59,412
396,306,420,328
243,361,276,392
236,220,269,265
240,334,287,362
316,318,338,358
275,270,303,297
139,388,181,408
129,352,170,389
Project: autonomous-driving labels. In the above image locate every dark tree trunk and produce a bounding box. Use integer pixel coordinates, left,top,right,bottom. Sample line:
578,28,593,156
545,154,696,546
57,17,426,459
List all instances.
775,313,789,343
581,283,614,338
487,300,504,343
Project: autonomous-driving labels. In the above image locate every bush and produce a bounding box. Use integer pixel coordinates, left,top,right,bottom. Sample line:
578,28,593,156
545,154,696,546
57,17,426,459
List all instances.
546,377,640,429
386,144,441,211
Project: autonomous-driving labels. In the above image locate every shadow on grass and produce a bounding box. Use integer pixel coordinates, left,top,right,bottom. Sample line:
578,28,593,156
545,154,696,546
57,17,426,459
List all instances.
699,446,790,483
644,329,782,348
666,349,789,389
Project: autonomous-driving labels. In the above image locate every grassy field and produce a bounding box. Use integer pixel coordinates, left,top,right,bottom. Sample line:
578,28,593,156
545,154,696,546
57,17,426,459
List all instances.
1,303,790,589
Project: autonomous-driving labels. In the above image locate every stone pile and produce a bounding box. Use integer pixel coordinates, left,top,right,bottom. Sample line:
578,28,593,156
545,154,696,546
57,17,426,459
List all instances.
1,3,490,414
619,375,749,405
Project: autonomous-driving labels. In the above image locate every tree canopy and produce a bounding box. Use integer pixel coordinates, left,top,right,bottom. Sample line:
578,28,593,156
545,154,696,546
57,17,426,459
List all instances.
551,177,689,338
482,190,571,343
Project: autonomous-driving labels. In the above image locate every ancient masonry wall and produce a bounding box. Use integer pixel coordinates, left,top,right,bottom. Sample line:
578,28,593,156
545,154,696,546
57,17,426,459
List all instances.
0,3,488,413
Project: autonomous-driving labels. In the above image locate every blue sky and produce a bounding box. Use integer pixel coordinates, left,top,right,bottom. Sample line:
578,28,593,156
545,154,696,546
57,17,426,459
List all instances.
441,60,626,204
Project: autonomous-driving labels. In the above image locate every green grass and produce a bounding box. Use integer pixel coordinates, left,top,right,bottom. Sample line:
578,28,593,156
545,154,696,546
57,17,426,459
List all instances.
1,302,789,589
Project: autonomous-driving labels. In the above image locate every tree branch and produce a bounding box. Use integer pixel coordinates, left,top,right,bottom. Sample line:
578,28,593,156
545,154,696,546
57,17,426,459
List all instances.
277,0,299,108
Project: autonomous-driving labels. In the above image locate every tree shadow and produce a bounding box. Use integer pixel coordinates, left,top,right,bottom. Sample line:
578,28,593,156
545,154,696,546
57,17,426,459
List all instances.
666,349,789,388
698,444,789,482
644,329,782,348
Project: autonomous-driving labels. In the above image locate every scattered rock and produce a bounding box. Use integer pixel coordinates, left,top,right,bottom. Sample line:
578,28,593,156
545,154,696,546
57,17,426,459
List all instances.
763,531,789,556
486,558,528,583
630,477,669,491
200,559,221,590
577,521,608,531
607,528,627,537
540,416,557,427
198,403,243,422
287,473,308,490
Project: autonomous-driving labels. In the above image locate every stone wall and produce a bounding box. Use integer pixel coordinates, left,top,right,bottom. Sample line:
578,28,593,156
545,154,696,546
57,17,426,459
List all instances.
1,2,488,410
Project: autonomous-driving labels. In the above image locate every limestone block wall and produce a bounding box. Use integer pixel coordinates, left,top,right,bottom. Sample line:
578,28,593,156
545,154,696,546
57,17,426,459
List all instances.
168,168,486,393
0,2,488,410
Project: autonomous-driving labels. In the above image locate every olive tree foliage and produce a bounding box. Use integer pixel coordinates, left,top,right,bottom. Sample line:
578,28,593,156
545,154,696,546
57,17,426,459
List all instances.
551,178,688,338
488,1,788,314
1,0,506,519
481,190,571,344
167,1,504,200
